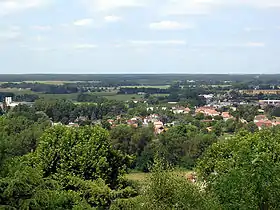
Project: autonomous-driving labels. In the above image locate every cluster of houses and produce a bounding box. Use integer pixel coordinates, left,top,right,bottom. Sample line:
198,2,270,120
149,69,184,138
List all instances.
4,93,275,133
105,105,280,133
107,114,167,134
254,115,280,130
105,106,237,134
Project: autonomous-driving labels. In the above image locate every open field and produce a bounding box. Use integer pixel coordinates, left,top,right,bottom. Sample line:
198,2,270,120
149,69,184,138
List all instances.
121,85,170,89
0,87,146,101
0,88,34,94
38,93,79,101
24,81,79,85
0,84,168,102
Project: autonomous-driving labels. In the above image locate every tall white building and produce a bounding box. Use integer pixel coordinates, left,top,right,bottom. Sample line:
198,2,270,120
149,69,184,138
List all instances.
5,97,12,105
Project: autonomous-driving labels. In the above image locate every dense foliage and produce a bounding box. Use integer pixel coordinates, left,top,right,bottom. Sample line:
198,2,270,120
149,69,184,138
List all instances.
197,128,280,209
0,125,136,209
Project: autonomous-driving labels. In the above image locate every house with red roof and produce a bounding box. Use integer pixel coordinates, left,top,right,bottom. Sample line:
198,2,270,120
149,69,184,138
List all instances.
255,120,273,130
172,106,191,114
221,112,233,121
154,121,165,134
254,115,268,123
196,107,220,117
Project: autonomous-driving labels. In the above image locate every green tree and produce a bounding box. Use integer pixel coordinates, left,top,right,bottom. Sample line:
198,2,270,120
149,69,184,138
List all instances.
197,128,280,209
111,159,220,210
110,125,154,167
0,126,137,209
35,126,132,188
0,115,50,170
158,125,217,169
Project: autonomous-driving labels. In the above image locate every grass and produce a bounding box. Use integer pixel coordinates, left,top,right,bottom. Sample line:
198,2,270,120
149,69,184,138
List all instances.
24,81,78,85
126,172,149,183
0,88,34,94
121,85,170,89
105,94,143,101
0,87,164,102
38,93,79,101
90,91,144,101
126,169,192,184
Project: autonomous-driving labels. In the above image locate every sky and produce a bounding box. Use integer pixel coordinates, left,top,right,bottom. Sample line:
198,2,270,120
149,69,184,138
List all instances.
0,0,280,74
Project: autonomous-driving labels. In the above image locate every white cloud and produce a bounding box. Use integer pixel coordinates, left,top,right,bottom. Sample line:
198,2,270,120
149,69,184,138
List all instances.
0,26,21,41
104,15,123,22
128,40,187,46
83,0,146,12
34,35,46,42
0,0,50,15
0,31,21,40
244,27,264,32
246,42,265,47
149,21,193,30
73,18,93,26
228,0,280,8
31,25,52,31
74,44,98,49
9,25,21,31
161,0,280,16
28,47,55,52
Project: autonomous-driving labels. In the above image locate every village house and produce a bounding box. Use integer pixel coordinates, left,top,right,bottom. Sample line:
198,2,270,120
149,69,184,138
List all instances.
195,107,220,117
255,120,273,130
153,121,165,134
221,112,233,121
172,106,191,114
127,117,142,128
254,115,269,123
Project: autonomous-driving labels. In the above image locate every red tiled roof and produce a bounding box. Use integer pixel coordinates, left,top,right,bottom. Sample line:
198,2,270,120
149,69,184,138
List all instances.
255,115,268,121
222,112,232,118
255,120,273,128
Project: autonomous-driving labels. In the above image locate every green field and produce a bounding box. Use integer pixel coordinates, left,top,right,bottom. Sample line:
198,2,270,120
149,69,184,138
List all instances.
38,92,143,101
121,85,170,89
24,81,78,85
38,93,79,101
0,87,145,102
0,84,169,102
0,88,34,94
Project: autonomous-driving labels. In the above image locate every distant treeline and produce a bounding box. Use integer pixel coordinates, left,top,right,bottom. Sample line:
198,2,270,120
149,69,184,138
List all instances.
76,94,107,103
2,74,280,85
118,87,170,95
1,83,79,94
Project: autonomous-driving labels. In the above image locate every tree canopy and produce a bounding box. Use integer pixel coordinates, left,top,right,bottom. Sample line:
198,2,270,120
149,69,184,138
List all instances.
197,128,280,209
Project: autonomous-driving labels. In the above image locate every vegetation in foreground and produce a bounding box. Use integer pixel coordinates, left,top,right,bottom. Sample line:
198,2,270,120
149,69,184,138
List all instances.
1,109,280,209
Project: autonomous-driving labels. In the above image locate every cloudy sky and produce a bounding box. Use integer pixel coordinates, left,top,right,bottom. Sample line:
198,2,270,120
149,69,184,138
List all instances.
0,0,279,74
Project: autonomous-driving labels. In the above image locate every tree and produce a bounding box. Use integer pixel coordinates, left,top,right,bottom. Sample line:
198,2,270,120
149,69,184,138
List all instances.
271,107,280,117
0,162,91,210
158,125,217,169
110,126,154,157
35,126,132,188
111,159,221,210
0,115,50,170
0,126,137,209
197,128,280,209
